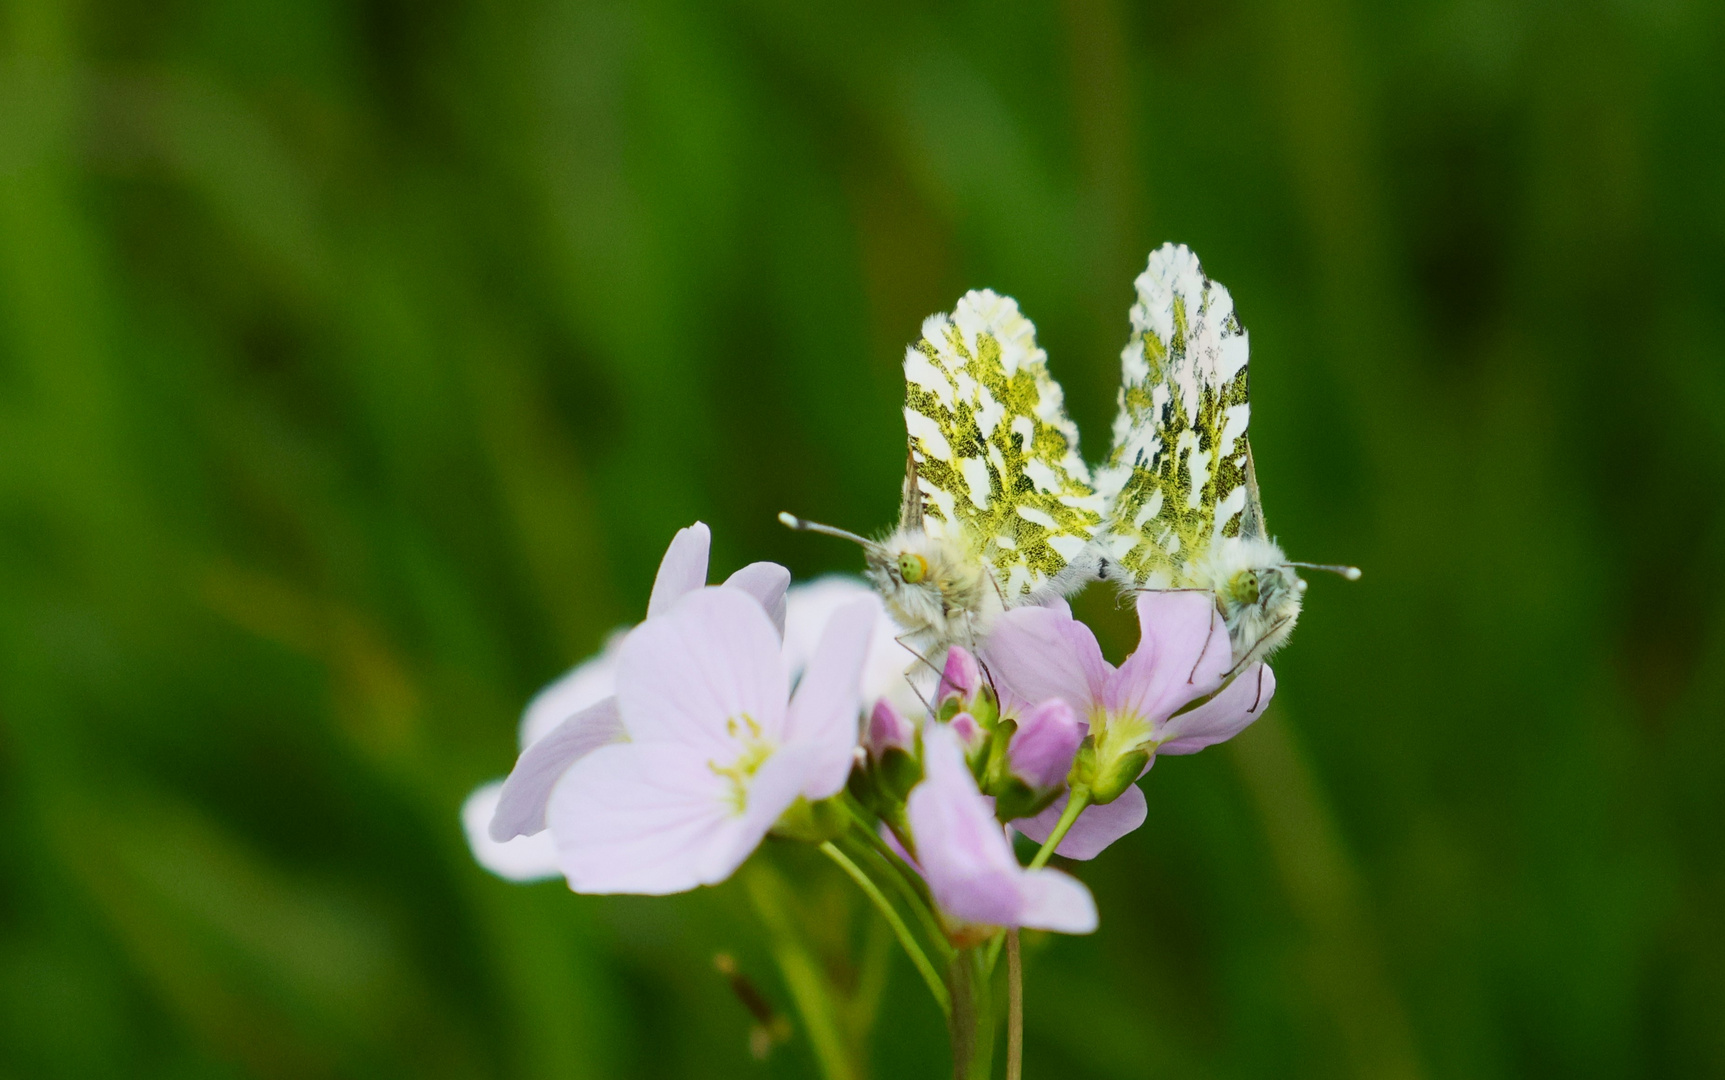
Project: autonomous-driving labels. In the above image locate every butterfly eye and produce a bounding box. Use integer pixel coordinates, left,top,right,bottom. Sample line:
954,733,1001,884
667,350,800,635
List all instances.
1229,570,1260,605
897,553,929,584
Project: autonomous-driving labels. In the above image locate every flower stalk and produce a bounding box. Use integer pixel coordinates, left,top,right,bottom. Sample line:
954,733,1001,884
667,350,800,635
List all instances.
945,948,994,1080
819,840,951,1016
1027,784,1091,871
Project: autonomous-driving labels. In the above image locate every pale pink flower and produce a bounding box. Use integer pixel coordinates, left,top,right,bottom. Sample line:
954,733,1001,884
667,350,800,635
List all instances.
905,724,1097,934
482,522,789,852
548,587,876,894
984,592,1275,859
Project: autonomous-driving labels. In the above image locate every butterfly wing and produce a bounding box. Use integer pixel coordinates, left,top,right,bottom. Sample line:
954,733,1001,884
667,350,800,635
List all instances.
902,290,1104,603
1097,245,1255,586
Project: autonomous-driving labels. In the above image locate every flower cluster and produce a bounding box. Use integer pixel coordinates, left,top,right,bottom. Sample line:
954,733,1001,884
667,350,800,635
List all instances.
466,522,1275,941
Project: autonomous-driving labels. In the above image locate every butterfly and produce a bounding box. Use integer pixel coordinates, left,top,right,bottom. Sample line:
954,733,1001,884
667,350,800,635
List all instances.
781,245,1354,661
1094,244,1357,666
780,289,1106,653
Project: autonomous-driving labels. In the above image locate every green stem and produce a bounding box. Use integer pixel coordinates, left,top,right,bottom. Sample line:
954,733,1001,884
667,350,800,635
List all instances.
946,948,995,1080
820,840,951,1017
1006,930,1023,1080
1027,785,1091,871
743,862,858,1080
985,784,1096,977
841,802,954,960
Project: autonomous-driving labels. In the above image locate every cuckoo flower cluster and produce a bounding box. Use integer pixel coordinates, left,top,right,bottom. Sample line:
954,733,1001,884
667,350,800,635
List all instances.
467,522,1275,943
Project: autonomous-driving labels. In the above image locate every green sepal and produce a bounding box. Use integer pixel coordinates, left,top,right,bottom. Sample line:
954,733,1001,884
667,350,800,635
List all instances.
1070,735,1099,789
990,777,1059,823
1089,749,1151,804
972,687,1000,729
878,746,923,804
847,761,879,810
770,795,850,843
974,717,1013,781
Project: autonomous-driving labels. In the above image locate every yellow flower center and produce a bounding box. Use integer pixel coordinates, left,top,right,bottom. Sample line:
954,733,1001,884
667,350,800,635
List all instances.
710,714,776,814
1090,706,1155,765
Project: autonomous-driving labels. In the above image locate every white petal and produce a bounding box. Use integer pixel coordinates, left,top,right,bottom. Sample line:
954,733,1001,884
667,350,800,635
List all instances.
910,726,1099,932
724,562,791,637
491,697,626,841
783,599,877,799
549,743,750,895
1014,868,1098,933
519,636,624,748
616,588,789,749
784,578,909,705
462,781,561,882
646,522,711,618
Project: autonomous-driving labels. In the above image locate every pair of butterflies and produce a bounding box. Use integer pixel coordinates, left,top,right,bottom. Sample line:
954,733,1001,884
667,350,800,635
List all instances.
783,244,1355,669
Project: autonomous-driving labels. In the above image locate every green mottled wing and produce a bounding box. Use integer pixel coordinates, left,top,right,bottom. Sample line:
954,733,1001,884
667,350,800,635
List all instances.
1097,245,1257,585
903,290,1105,602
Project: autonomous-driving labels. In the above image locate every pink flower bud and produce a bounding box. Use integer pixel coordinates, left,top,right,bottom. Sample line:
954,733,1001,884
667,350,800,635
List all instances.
948,712,987,756
866,699,916,759
939,646,981,704
1008,699,1083,791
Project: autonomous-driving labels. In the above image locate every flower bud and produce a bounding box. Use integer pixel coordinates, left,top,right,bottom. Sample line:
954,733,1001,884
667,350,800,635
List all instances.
851,698,922,813
948,712,988,758
1007,699,1083,792
936,646,999,728
865,699,915,760
938,646,981,705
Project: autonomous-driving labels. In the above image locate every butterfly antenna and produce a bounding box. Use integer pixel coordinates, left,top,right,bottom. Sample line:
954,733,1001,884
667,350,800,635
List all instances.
1286,561,1362,581
777,512,875,549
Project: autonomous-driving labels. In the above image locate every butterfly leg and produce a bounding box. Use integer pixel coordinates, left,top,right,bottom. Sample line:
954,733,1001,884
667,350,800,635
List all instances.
959,610,1003,703
1223,615,1291,682
901,672,936,721
1186,602,1223,685
894,635,944,680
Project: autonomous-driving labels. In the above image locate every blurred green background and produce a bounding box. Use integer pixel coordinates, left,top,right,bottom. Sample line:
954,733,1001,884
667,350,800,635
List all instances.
2,0,1722,1076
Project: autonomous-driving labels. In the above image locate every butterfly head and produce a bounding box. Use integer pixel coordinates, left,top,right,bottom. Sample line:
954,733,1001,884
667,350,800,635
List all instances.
1186,536,1360,667
779,512,995,647
1182,536,1299,665
868,528,996,643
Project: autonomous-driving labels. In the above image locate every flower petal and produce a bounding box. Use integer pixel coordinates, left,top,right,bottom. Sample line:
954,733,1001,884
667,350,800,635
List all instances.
549,742,754,895
646,522,711,618
738,742,830,845
980,605,1111,714
462,780,561,882
1013,781,1148,860
937,647,982,703
1107,591,1231,724
518,636,624,748
783,599,877,798
866,699,915,758
784,579,908,704
906,728,1022,925
616,588,789,749
1013,868,1099,933
908,725,1098,932
1158,663,1276,755
1007,699,1084,791
491,696,626,840
724,561,792,638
